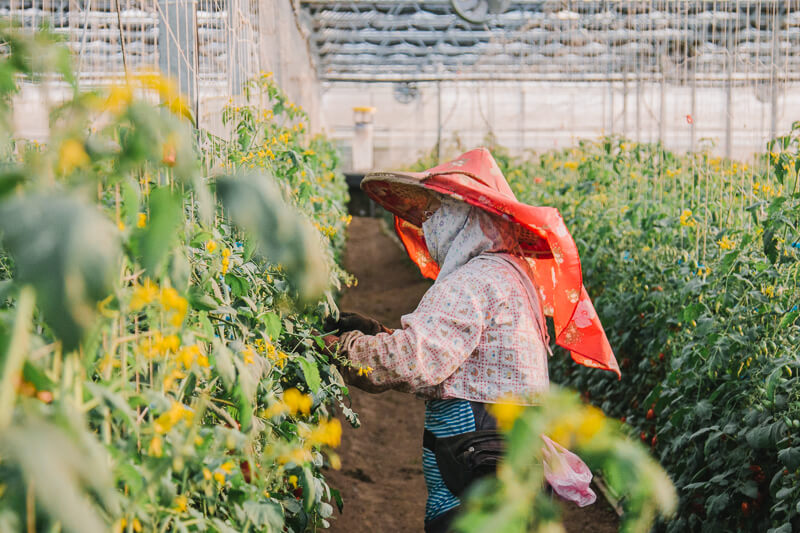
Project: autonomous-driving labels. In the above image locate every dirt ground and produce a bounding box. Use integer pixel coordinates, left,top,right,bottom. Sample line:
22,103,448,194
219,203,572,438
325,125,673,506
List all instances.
325,216,620,533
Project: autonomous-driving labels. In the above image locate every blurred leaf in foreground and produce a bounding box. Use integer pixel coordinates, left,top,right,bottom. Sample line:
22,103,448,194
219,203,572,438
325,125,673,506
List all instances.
1,413,115,533
455,387,676,533
0,194,119,350
216,172,329,301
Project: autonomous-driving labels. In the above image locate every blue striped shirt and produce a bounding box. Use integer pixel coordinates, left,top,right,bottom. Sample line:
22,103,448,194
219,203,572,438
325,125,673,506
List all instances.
423,399,476,521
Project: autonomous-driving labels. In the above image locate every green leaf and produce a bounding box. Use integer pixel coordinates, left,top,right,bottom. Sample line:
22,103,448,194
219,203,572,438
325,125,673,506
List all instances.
189,230,213,248
212,340,236,390
264,312,282,341
224,273,250,299
22,361,54,391
235,384,253,432
0,194,119,350
2,417,114,533
242,500,284,528
330,488,344,513
762,227,779,264
766,366,783,402
135,186,183,275
778,447,800,471
682,303,704,322
188,285,219,311
745,426,773,449
119,179,140,227
779,311,799,329
114,463,145,495
738,480,759,498
216,172,329,301
301,466,317,512
298,357,321,394
0,168,25,198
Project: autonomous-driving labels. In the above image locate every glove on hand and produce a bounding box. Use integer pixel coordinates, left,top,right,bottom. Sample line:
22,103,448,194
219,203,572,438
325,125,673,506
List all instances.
325,311,391,336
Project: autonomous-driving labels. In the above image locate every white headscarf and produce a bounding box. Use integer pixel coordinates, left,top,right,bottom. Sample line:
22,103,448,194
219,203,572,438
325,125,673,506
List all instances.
421,196,519,279
421,196,551,351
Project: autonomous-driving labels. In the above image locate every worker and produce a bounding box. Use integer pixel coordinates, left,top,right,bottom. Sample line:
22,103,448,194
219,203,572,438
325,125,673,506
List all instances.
325,147,619,533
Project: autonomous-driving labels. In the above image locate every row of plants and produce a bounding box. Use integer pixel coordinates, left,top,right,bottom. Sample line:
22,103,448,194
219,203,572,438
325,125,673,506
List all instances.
0,26,355,532
0,26,734,533
474,132,799,531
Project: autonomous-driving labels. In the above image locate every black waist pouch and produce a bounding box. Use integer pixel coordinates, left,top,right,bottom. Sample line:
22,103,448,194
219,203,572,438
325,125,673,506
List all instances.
424,429,505,497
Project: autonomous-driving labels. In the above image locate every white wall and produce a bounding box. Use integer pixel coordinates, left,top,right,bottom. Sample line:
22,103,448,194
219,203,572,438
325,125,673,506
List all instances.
321,80,800,169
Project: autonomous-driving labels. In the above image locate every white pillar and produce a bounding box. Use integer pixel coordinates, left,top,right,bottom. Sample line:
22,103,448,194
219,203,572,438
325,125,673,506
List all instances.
352,106,376,172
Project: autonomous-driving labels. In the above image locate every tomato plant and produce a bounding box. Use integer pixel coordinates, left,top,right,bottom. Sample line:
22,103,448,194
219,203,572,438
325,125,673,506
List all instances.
481,134,800,532
0,26,354,532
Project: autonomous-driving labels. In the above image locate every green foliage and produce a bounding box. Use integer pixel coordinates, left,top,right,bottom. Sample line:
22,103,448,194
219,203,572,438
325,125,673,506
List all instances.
0,28,353,532
456,389,676,533
0,195,119,349
482,133,800,532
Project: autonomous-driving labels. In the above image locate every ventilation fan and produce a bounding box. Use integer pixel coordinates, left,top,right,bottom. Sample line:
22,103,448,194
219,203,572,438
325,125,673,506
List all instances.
451,0,511,24
393,82,420,104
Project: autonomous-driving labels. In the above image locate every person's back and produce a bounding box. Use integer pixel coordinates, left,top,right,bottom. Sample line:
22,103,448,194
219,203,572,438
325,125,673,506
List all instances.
407,254,550,402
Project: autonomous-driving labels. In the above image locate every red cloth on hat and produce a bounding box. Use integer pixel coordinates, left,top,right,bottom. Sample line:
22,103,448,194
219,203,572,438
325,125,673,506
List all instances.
365,147,620,378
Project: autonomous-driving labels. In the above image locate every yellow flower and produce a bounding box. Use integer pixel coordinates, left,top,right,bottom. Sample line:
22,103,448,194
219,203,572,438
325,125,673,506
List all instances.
243,346,256,365
548,405,606,448
716,235,736,250
307,418,342,448
263,402,290,418
154,401,191,434
278,448,313,465
219,461,236,474
213,472,226,485
222,248,231,258
148,435,163,457
174,495,188,513
130,279,159,311
679,209,696,227
117,518,143,533
202,467,212,480
762,285,775,298
283,388,312,415
357,366,373,376
163,367,186,391
160,287,188,326
136,72,192,120
103,84,133,115
487,397,525,431
288,475,298,488
162,334,181,353
57,138,90,174
137,212,147,228
205,240,217,254
329,453,341,470
98,352,120,374
177,344,204,368
117,220,126,231
563,161,579,171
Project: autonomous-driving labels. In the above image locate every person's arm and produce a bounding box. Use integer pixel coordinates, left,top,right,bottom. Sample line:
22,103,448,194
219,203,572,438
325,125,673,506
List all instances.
336,269,485,393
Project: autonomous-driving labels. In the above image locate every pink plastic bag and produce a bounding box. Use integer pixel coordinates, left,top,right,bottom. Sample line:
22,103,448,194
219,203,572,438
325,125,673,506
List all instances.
541,434,597,507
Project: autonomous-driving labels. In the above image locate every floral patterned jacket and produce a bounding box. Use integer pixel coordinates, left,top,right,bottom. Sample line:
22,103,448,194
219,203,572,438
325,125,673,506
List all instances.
339,254,550,404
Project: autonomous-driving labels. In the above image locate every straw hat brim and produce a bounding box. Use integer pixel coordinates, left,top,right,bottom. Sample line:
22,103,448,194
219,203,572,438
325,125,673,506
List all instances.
361,171,552,258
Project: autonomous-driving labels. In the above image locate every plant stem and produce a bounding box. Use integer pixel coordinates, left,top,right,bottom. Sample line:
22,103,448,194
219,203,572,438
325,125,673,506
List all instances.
0,285,35,430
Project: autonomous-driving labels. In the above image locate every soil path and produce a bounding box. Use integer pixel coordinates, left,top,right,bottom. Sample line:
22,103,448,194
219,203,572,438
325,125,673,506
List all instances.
326,216,620,533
